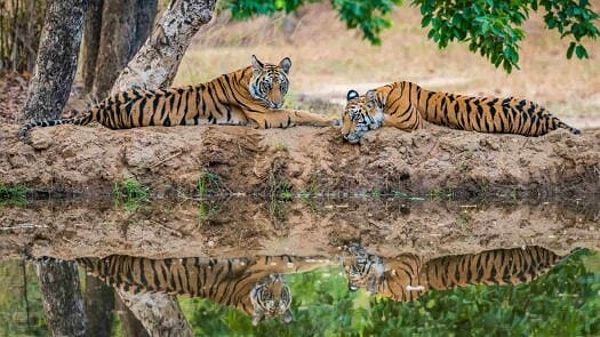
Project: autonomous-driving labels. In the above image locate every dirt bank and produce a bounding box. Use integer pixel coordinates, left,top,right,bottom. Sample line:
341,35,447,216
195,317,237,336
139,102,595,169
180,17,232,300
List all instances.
1,123,599,197
0,199,598,260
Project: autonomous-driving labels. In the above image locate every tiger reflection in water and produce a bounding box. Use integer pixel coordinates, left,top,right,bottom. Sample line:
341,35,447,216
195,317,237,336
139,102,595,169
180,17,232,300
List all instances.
76,255,332,325
342,243,568,302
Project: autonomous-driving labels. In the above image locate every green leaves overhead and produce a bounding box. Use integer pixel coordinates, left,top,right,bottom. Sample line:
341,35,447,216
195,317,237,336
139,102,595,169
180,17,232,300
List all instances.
413,0,599,72
223,0,599,73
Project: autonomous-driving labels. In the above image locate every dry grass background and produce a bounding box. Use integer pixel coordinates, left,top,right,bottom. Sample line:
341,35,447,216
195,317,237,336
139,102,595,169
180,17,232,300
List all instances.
174,3,600,128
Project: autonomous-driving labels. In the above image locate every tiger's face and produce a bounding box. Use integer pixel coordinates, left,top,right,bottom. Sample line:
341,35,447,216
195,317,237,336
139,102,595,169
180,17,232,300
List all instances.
249,55,291,110
342,243,385,295
342,89,384,144
250,274,293,326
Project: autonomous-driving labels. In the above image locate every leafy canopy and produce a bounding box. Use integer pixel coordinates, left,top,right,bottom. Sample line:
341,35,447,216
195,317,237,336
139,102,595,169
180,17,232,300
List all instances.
223,0,600,73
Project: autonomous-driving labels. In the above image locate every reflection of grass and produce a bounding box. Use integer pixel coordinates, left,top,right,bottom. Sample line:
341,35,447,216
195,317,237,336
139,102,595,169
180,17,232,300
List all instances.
197,170,226,198
0,184,29,205
113,179,149,210
197,200,222,226
428,188,454,201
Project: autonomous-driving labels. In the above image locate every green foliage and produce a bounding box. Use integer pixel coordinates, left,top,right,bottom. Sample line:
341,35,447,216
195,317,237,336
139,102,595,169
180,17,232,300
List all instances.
0,262,48,337
0,184,29,205
197,171,226,198
414,0,599,72
112,179,150,210
223,0,599,72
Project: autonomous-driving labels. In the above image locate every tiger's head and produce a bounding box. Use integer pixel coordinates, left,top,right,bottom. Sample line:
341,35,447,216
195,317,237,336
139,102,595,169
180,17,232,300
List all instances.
342,243,385,295
250,273,293,326
341,89,384,144
249,55,291,110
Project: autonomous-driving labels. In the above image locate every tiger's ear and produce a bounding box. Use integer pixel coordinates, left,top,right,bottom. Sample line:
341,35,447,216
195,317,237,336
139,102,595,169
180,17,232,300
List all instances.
366,89,383,109
346,89,360,101
279,57,292,74
251,55,265,74
366,90,377,103
281,309,294,324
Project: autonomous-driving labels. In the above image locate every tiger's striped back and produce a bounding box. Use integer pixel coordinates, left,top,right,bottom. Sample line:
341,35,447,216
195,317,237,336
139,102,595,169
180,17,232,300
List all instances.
423,246,562,291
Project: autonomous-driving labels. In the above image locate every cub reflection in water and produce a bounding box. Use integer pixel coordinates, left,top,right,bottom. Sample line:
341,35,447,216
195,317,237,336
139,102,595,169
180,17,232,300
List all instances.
342,243,568,302
75,255,331,325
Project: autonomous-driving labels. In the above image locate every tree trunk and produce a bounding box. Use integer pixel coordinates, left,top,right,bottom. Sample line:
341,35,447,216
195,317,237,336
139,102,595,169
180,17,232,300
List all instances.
92,0,138,99
19,0,88,121
81,0,103,93
116,295,151,337
111,0,217,94
117,290,193,337
84,275,115,337
35,259,87,337
133,0,159,56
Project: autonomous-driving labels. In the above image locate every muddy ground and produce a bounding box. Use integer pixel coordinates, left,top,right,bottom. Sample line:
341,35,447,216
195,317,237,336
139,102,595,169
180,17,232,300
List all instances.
0,122,598,198
1,199,598,260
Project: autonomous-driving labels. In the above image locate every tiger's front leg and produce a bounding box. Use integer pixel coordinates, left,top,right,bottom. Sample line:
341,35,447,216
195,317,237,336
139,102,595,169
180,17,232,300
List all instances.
245,110,334,129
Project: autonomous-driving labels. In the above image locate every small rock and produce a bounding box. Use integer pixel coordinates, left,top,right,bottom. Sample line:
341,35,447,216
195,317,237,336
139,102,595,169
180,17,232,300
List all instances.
30,133,53,150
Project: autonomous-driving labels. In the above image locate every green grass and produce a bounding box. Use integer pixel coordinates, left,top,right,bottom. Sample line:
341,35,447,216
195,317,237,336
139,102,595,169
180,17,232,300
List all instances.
197,171,225,198
0,184,29,205
112,179,150,210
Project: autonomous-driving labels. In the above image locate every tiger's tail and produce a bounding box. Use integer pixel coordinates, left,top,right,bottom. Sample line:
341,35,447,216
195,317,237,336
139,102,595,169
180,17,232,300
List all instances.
18,110,95,141
553,117,581,135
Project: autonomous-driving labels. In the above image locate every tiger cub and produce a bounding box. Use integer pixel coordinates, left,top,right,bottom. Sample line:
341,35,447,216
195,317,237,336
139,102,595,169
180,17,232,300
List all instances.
341,81,580,143
342,243,568,302
19,55,333,139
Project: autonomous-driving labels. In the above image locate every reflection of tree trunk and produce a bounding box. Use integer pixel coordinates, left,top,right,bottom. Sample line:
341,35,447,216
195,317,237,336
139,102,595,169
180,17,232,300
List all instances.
117,290,193,337
81,0,104,93
84,275,114,337
116,294,151,337
35,259,87,337
19,0,87,121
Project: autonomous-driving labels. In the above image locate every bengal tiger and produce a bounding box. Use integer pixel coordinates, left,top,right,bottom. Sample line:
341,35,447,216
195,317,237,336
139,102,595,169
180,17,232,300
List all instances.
342,243,568,302
71,254,332,325
341,81,581,143
19,55,333,140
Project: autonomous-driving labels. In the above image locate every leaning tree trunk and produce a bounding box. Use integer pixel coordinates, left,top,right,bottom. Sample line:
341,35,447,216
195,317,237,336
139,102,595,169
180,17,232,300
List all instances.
81,0,103,93
111,1,216,336
35,259,87,337
111,0,216,94
84,275,115,337
117,290,192,337
116,295,151,337
19,0,88,121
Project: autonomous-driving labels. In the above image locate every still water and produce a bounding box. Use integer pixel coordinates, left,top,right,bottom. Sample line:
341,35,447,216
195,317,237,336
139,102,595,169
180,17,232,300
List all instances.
1,198,599,336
